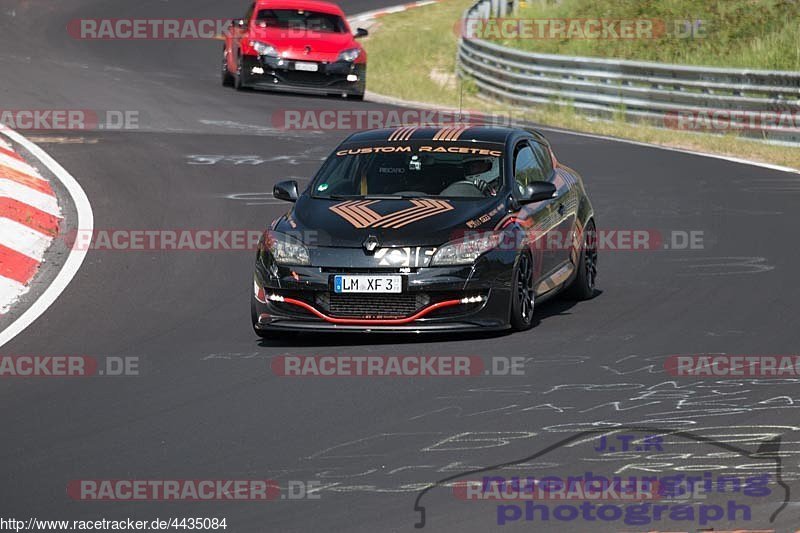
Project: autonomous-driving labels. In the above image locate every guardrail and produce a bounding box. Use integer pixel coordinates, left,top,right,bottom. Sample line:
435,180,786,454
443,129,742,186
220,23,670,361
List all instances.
457,0,800,144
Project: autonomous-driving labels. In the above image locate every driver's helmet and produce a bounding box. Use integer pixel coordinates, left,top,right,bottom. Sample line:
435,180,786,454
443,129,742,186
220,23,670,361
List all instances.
464,157,498,184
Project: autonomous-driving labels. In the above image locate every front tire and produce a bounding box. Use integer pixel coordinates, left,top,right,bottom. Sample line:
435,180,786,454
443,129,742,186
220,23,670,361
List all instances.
565,220,598,300
221,47,234,87
234,54,248,91
510,251,535,331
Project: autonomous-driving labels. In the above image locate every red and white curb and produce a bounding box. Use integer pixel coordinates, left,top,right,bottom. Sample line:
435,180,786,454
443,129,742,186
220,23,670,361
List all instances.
349,0,441,28
0,132,62,313
0,126,93,348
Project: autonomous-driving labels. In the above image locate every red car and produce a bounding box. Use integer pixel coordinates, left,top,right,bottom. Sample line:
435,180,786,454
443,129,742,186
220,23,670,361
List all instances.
222,0,368,99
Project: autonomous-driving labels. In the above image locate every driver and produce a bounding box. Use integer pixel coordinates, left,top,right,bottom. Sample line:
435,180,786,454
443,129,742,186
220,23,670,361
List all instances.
464,158,500,196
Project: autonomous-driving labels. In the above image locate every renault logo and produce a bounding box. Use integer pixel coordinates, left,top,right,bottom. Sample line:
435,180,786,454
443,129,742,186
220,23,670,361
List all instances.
363,235,380,253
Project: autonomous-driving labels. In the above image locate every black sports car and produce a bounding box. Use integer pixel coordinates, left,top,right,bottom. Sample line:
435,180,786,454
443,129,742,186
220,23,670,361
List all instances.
252,125,597,335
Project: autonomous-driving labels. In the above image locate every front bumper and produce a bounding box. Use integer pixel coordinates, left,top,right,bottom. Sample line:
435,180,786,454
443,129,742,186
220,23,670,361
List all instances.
242,55,366,96
253,255,514,333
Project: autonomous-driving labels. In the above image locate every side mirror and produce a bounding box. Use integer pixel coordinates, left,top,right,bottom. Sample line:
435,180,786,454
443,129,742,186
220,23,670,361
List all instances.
520,181,556,204
232,18,246,28
273,180,299,202
354,27,369,39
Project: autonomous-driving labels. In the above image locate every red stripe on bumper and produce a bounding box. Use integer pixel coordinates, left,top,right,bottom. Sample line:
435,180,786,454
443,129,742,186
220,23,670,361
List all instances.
280,297,462,325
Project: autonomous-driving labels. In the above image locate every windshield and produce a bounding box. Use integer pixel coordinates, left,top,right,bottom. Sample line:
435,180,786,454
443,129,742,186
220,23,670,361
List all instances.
255,9,348,33
311,144,505,199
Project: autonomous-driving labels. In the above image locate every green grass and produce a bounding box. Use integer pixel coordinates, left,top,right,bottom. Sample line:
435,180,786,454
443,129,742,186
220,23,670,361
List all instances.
363,0,800,171
500,0,800,70
366,0,468,105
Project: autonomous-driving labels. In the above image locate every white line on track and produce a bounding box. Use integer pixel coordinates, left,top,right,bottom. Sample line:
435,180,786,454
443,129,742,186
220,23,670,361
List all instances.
0,125,94,349
349,0,438,22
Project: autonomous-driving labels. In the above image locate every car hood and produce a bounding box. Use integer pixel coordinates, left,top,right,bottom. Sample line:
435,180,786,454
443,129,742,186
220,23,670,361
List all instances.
275,196,508,248
249,29,358,61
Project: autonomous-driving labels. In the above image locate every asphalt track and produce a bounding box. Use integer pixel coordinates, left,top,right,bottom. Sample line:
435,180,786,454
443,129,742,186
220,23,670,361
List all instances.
1,1,800,531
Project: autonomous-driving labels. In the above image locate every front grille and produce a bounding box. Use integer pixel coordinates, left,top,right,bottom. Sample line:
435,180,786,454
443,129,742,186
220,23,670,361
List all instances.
317,292,430,318
272,70,344,88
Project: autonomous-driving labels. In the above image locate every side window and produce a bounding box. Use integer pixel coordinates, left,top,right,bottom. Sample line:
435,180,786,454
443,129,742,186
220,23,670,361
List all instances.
530,142,554,180
513,142,546,197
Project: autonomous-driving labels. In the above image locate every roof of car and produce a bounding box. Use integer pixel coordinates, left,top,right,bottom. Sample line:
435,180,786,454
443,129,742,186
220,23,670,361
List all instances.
254,0,346,16
342,125,545,145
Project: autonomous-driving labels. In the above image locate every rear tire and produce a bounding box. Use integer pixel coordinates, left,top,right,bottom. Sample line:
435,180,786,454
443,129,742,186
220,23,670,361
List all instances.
221,47,234,87
510,252,535,331
565,220,598,300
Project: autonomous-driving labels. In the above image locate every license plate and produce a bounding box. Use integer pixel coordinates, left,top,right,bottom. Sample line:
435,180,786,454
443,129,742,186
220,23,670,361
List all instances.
294,61,319,72
334,275,402,294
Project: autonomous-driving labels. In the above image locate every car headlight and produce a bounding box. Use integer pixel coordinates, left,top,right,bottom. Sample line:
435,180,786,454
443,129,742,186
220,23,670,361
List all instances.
265,232,310,266
430,232,504,266
337,48,361,62
252,41,279,57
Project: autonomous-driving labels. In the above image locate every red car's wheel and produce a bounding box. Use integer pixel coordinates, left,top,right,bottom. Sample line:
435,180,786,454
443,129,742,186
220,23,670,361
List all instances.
221,47,234,87
234,53,248,91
